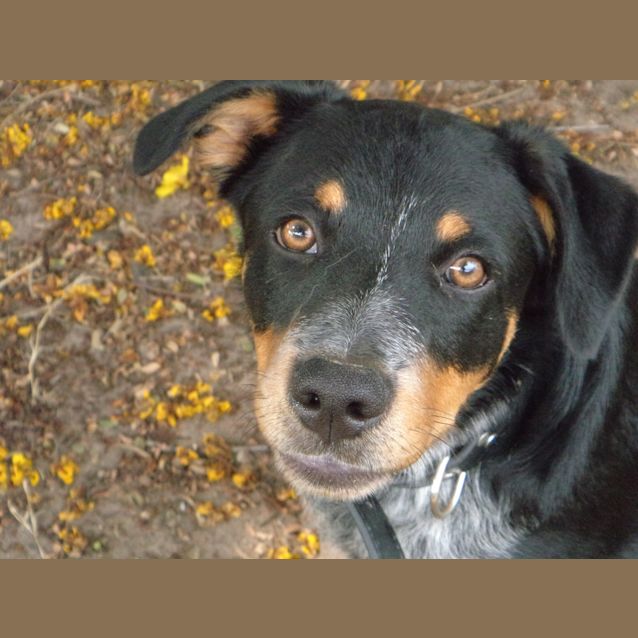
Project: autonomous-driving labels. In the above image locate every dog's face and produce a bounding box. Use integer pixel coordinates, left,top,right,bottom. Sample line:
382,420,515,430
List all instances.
135,81,638,501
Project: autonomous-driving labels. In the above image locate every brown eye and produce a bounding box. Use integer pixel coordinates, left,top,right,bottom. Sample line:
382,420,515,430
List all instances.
276,218,318,254
446,256,488,289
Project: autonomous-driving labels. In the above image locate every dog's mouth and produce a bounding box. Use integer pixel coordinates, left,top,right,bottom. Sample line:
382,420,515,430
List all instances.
275,450,393,500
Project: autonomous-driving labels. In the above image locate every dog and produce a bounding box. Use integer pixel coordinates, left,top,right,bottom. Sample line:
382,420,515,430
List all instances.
134,80,638,558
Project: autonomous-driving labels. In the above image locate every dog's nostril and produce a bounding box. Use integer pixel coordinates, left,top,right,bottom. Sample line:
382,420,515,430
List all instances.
346,401,367,422
300,392,321,411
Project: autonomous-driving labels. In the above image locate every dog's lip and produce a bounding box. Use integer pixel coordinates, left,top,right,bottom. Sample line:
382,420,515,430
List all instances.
277,450,388,487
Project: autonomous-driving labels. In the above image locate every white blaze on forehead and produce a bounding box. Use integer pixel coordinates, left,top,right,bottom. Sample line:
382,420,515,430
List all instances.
375,194,418,287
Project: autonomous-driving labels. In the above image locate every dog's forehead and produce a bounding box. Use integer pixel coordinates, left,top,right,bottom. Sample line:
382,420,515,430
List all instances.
266,99,527,227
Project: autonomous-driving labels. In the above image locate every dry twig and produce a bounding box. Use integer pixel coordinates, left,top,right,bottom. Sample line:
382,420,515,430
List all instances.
0,257,43,291
7,480,49,559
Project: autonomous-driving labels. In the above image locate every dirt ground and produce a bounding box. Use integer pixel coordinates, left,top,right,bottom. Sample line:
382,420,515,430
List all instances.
1,80,637,559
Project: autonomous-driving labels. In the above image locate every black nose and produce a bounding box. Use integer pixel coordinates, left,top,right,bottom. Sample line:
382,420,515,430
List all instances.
289,357,394,444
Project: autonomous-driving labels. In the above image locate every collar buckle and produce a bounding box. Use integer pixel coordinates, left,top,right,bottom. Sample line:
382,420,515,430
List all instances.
429,431,497,519
430,455,467,519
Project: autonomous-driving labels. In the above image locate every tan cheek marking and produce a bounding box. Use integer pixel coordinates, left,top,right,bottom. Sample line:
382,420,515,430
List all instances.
423,363,490,425
497,310,519,364
253,328,284,374
387,361,490,464
436,212,472,243
252,333,298,450
195,92,279,176
531,196,557,252
314,180,347,215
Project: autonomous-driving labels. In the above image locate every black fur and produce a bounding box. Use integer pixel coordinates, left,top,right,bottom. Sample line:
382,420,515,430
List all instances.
134,81,638,558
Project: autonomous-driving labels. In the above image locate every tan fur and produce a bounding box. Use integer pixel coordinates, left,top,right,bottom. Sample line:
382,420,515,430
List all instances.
253,328,284,374
195,92,279,176
436,212,472,243
497,310,519,364
315,180,347,214
385,361,490,466
531,196,557,252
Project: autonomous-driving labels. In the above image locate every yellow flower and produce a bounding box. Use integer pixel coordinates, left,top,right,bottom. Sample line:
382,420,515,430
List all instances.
17,324,34,338
269,546,299,560
218,401,232,414
44,197,77,220
298,531,321,558
0,446,8,461
64,284,112,305
64,125,79,146
155,402,170,422
10,452,37,487
82,111,115,130
107,250,124,269
175,446,199,467
220,502,242,519
195,501,225,525
1,123,32,167
59,490,94,522
214,245,243,282
215,206,236,229
206,464,226,483
202,297,231,322
134,244,157,268
145,298,167,322
350,81,370,101
57,525,88,556
196,502,216,517
155,156,190,199
232,470,254,490
0,219,13,241
73,206,116,239
128,84,152,113
53,456,80,486
396,80,423,102
202,434,231,459
168,384,183,399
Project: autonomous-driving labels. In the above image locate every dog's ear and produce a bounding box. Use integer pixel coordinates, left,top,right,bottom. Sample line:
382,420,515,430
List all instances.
496,121,638,359
133,80,346,183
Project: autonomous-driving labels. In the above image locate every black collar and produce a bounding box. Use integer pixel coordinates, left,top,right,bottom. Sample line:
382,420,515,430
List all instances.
347,496,405,559
346,432,498,559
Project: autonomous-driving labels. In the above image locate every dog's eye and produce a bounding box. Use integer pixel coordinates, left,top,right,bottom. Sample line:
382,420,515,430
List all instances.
446,256,488,289
276,218,318,254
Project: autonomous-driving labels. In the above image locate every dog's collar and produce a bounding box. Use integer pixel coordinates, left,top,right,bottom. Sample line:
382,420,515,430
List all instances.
347,432,498,559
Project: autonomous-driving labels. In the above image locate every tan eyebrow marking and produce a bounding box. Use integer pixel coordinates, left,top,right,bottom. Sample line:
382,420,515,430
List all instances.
314,180,347,215
497,310,519,364
436,212,472,242
531,196,556,253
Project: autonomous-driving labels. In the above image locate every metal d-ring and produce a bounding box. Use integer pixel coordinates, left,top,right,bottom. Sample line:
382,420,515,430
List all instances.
430,455,467,520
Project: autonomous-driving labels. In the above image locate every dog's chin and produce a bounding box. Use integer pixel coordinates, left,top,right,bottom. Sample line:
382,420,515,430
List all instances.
273,450,395,501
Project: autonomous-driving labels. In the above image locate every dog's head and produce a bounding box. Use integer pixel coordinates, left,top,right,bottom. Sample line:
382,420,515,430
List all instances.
134,81,638,500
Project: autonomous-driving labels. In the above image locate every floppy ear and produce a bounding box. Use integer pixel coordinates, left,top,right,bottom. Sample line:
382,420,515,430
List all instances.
496,122,638,359
133,80,346,183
